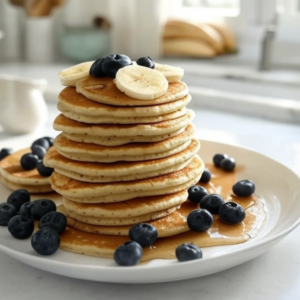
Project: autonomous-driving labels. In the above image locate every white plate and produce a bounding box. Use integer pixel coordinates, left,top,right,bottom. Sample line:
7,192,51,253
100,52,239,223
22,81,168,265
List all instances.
0,139,300,283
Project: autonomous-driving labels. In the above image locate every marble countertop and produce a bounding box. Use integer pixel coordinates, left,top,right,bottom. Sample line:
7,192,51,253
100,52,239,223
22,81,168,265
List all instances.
0,62,300,299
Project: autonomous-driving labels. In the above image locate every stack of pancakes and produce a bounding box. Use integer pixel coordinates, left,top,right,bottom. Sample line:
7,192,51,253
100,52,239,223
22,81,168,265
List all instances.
44,73,204,238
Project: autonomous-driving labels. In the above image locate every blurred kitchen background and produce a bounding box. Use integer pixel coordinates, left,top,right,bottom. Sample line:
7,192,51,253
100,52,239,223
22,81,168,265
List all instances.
1,0,300,64
0,0,300,125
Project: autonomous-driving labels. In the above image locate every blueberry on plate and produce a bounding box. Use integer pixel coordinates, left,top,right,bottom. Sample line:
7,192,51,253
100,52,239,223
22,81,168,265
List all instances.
199,169,211,183
101,54,132,78
176,243,202,262
136,56,155,69
220,157,236,171
200,194,225,214
89,58,106,77
39,211,67,234
31,137,50,151
19,201,35,219
232,179,255,197
8,215,34,239
31,144,47,159
187,185,208,204
0,148,13,161
30,199,56,220
20,153,39,170
114,241,143,266
36,160,54,177
213,153,229,167
187,209,213,232
218,201,246,224
129,223,158,247
7,189,30,211
43,136,54,148
31,227,60,255
0,203,17,226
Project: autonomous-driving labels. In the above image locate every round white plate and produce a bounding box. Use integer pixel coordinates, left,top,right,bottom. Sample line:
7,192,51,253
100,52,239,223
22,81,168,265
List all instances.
0,139,300,283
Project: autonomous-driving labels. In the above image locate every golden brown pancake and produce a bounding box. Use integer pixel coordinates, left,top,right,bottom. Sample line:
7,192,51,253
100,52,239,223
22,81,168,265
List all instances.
53,110,194,138
76,76,189,106
58,86,191,117
0,148,52,193
53,126,195,163
49,155,204,202
44,138,200,182
62,190,187,219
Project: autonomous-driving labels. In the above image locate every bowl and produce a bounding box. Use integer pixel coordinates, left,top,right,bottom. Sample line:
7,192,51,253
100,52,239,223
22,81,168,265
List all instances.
58,28,110,62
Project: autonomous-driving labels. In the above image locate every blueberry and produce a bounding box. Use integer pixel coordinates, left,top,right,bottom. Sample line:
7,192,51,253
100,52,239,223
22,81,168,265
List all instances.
213,153,229,167
218,201,246,224
39,211,67,234
8,215,34,239
101,54,132,78
175,243,202,262
136,56,155,69
187,209,213,232
220,157,236,171
31,145,47,159
0,148,13,161
20,201,35,219
20,153,39,170
0,203,17,226
7,189,30,211
89,58,105,77
188,185,208,204
129,223,158,247
232,179,255,197
114,241,143,266
30,199,56,220
200,194,225,214
43,136,54,148
31,227,60,255
31,138,50,151
36,160,54,177
199,169,211,183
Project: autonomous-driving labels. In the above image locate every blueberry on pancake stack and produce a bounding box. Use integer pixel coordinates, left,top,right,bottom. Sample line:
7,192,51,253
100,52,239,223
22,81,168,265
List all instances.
44,54,205,257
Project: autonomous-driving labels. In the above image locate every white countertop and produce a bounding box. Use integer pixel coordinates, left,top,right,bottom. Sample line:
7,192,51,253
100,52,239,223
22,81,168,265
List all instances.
0,62,300,299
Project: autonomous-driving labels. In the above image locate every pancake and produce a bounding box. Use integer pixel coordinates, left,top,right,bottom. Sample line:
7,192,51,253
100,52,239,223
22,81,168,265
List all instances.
53,127,195,163
0,175,52,193
62,190,187,218
53,110,194,137
59,192,267,260
58,102,187,124
58,86,191,117
59,202,191,237
44,139,200,182
61,127,184,146
0,148,52,193
76,76,189,106
49,155,204,202
0,148,50,186
64,205,179,226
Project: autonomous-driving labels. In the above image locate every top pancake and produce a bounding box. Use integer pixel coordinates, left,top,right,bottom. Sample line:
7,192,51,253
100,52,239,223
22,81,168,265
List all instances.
59,86,191,117
76,76,189,106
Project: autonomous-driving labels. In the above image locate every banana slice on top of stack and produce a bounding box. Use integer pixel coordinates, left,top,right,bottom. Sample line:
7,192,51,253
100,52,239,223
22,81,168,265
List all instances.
45,54,204,258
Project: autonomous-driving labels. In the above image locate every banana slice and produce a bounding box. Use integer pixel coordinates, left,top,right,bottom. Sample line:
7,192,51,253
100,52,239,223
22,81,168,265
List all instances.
115,65,169,100
155,63,184,83
59,61,94,86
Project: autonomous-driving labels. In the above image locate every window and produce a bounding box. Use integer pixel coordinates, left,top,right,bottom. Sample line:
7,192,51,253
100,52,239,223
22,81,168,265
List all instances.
172,0,240,18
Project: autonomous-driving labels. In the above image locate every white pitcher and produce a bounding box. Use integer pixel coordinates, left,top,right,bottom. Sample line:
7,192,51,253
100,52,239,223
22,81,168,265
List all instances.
0,75,48,134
